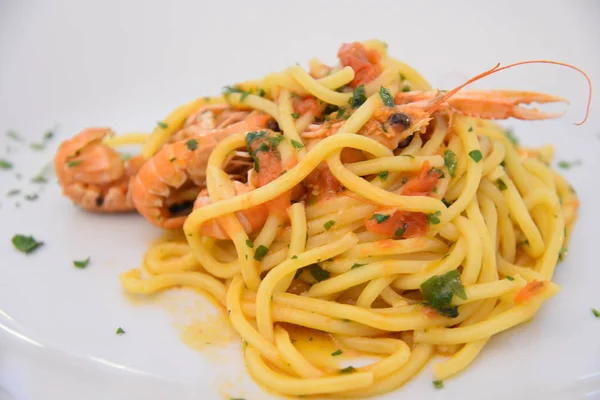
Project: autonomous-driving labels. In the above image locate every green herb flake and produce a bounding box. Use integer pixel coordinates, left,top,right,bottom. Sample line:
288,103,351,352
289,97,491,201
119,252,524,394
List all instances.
378,171,389,181
240,91,250,102
592,308,600,318
420,269,467,318
496,178,508,191
291,255,298,259
291,139,304,149
30,143,45,151
31,175,48,183
558,247,568,262
324,220,336,230
371,214,390,224
468,126,473,132
557,160,581,170
6,130,23,141
11,234,44,254
254,245,269,261
0,159,13,170
331,349,343,356
7,189,21,196
395,224,408,238
43,130,54,140
427,211,441,225
379,86,394,107
503,128,519,145
340,366,356,374
433,380,444,389
336,107,347,119
116,327,125,335
67,160,83,168
402,85,411,92
351,263,366,269
169,157,176,162
506,276,515,281
156,121,168,129
24,193,38,201
443,150,457,177
245,239,254,248
309,264,330,282
291,112,300,119
468,150,483,163
73,257,91,269
349,85,367,108
186,139,198,151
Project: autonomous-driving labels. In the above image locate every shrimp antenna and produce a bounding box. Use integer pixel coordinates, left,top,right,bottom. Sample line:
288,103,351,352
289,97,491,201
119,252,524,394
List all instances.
426,60,592,126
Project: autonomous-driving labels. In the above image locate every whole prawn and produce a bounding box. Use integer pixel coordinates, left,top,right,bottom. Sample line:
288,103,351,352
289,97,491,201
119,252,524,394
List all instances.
54,128,143,212
131,111,273,229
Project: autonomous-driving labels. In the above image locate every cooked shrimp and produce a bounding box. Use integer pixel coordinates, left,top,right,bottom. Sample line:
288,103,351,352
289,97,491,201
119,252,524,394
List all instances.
193,181,269,240
132,112,271,229
54,128,143,212
303,90,567,151
169,104,253,143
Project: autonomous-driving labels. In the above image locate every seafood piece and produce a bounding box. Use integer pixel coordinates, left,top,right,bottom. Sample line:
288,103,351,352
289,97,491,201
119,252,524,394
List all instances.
168,104,252,143
302,90,567,150
132,113,271,229
193,181,269,240
54,128,143,212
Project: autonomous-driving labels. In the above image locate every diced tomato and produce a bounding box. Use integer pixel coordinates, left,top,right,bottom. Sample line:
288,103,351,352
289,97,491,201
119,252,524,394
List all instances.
364,209,428,238
337,42,382,87
292,96,322,118
514,280,547,304
251,138,291,218
401,161,443,196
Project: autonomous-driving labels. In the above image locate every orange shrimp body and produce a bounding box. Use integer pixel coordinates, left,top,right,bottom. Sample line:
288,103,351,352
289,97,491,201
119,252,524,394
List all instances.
193,181,269,240
54,128,143,212
132,112,272,229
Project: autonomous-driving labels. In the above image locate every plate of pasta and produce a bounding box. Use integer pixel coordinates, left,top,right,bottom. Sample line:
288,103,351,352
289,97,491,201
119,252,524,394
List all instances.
1,2,600,400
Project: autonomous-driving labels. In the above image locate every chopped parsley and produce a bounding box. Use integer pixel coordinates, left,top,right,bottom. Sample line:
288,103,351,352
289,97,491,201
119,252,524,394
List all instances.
324,220,336,230
351,263,366,269
443,150,457,177
245,239,254,248
116,327,126,335
468,150,483,163
291,112,300,119
402,85,411,92
496,178,508,191
378,171,389,181
468,126,473,132
349,85,367,108
420,269,467,318
186,139,198,151
433,380,444,389
291,139,304,149
336,107,348,119
254,245,269,261
339,366,356,374
557,160,581,169
30,143,45,151
7,189,20,196
592,308,600,318
503,128,519,145
371,214,390,224
169,157,176,162
73,257,91,269
331,349,343,356
67,160,83,168
24,193,38,201
309,264,330,282
156,121,168,129
11,234,44,254
395,224,408,238
31,175,48,183
506,276,515,281
6,130,23,141
240,91,249,102
427,211,441,225
0,159,13,170
378,86,394,107
291,255,298,259
558,247,568,262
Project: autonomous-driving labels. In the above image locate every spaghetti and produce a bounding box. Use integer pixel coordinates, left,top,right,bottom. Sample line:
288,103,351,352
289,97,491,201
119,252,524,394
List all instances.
113,40,586,397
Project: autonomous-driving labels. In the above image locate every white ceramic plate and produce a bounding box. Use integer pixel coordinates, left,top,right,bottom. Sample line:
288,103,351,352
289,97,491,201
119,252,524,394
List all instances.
1,1,599,399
